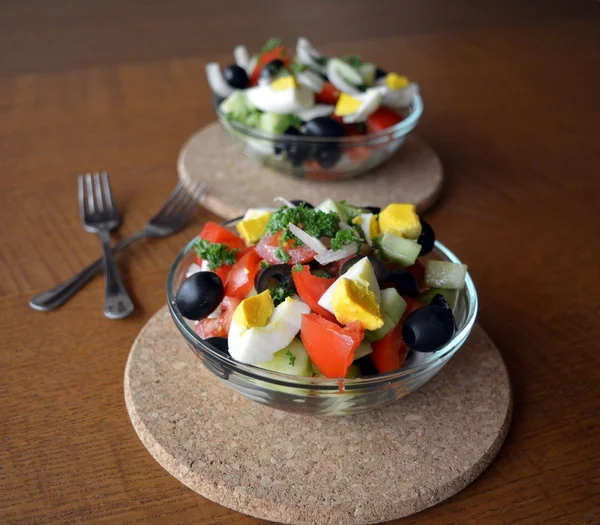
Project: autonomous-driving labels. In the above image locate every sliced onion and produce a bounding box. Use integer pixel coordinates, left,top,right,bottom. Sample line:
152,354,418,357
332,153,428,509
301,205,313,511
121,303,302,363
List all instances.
315,243,358,265
295,104,334,121
233,45,249,70
327,59,361,95
246,55,258,75
274,197,296,208
288,223,328,254
205,63,234,98
296,37,327,75
186,262,202,278
296,70,324,93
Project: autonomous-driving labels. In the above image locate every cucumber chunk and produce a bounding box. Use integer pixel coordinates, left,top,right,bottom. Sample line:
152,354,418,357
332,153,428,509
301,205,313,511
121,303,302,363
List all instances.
379,232,422,266
316,198,349,222
353,340,373,360
425,260,468,290
366,287,407,341
258,112,294,135
418,288,459,309
256,338,312,377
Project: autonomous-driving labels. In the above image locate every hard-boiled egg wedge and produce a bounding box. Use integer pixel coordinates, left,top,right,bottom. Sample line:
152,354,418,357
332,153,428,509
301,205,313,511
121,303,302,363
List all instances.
246,77,315,114
334,89,382,124
352,213,380,246
318,256,381,315
228,295,311,364
236,208,272,245
378,203,422,239
377,73,418,108
331,278,384,330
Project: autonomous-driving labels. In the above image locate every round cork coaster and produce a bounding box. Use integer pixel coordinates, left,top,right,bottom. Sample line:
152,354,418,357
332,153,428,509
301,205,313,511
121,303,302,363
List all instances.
177,122,444,219
125,306,511,525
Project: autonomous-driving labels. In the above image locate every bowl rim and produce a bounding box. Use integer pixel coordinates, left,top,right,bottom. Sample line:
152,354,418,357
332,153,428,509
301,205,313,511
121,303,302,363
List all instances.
166,218,478,391
215,93,424,145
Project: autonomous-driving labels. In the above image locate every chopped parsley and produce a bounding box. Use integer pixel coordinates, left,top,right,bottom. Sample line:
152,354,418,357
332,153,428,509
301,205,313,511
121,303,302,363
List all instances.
193,239,238,270
260,260,271,269
274,245,291,263
310,268,332,279
331,228,363,252
289,62,307,74
314,55,328,67
280,114,304,130
269,281,295,306
265,203,341,243
371,235,386,261
292,262,304,273
285,350,296,367
343,54,362,68
262,37,282,53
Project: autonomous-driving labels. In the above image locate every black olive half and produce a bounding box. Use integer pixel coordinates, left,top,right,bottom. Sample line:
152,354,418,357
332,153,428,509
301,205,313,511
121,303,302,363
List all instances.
386,270,420,298
274,126,300,155
175,272,224,320
375,67,388,80
430,293,451,312
290,200,314,208
259,59,285,81
402,305,456,353
255,264,293,294
315,146,342,169
223,64,249,89
417,219,435,256
341,256,389,284
203,337,230,355
303,116,345,138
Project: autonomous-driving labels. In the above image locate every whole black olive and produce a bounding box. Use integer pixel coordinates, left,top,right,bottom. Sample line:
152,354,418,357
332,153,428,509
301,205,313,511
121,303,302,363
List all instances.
259,59,285,81
304,116,345,138
274,126,300,155
354,355,379,376
375,67,388,80
290,200,314,208
255,264,293,294
203,337,230,355
341,256,389,284
223,64,249,89
386,270,420,298
175,272,224,320
360,206,381,214
315,146,342,169
402,305,456,352
417,219,435,256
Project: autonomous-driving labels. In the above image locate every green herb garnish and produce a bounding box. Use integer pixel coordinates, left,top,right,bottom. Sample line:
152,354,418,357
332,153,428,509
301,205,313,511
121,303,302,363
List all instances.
265,203,341,243
292,262,304,273
281,114,304,130
274,245,291,263
269,281,295,306
285,350,296,366
262,38,282,53
193,239,238,270
330,228,363,252
343,54,362,68
260,260,271,269
289,62,307,74
314,55,328,67
310,268,331,279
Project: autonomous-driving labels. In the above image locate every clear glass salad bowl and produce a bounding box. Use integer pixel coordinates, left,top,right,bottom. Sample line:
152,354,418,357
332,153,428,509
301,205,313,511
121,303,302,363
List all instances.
214,94,423,182
166,218,478,416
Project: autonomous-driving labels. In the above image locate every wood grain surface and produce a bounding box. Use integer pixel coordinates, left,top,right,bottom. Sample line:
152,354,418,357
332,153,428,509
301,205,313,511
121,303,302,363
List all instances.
1,1,599,524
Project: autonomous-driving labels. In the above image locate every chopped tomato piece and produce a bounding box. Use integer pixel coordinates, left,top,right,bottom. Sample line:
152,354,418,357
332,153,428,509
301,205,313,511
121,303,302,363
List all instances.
370,322,409,373
365,107,404,134
225,249,262,298
300,314,364,378
249,46,291,85
194,255,232,283
315,82,341,105
195,296,241,339
256,231,316,265
200,222,246,250
292,265,336,322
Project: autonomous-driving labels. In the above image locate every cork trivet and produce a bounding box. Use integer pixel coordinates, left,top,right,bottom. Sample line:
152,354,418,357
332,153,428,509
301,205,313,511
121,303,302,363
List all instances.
125,306,511,524
177,122,444,219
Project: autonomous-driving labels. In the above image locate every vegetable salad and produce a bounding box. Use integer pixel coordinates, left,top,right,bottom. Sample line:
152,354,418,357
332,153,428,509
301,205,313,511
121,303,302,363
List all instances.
175,199,467,379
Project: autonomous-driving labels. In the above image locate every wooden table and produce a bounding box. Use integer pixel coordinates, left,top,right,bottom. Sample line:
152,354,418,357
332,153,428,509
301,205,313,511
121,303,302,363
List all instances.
1,1,599,524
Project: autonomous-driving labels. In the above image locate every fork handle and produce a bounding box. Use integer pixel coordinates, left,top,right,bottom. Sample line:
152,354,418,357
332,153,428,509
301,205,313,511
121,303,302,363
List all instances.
98,231,135,319
29,230,148,312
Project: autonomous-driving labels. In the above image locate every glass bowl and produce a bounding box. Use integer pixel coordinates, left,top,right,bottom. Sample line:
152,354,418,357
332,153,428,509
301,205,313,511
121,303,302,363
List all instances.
214,94,423,182
167,218,477,416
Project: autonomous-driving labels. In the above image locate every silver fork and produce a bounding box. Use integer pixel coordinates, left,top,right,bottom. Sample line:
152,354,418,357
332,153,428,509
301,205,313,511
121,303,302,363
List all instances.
29,179,207,312
79,172,134,319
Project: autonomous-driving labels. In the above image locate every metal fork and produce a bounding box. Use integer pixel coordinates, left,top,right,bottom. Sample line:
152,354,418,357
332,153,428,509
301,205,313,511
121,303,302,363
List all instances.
78,172,134,319
29,179,207,312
